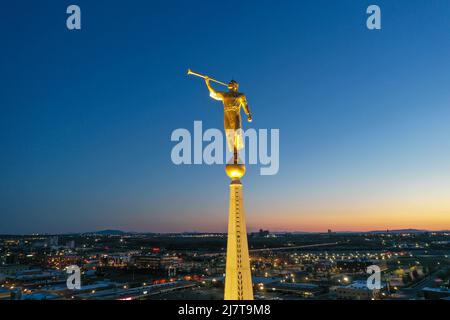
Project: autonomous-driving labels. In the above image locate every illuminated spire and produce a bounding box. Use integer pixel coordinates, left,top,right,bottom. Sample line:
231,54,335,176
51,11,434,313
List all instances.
224,163,253,300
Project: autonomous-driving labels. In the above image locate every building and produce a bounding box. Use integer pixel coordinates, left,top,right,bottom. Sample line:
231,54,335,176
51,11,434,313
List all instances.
48,236,59,247
131,254,180,270
65,240,75,249
332,280,382,300
100,254,130,267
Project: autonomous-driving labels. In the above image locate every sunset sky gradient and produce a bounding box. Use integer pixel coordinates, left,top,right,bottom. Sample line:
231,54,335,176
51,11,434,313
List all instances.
1,0,449,234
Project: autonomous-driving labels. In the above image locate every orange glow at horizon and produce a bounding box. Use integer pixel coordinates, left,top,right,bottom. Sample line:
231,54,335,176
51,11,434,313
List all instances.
246,205,450,233
126,193,450,233
128,208,450,233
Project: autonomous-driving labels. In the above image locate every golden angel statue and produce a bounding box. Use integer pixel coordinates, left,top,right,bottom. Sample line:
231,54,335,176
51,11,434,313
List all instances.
188,69,253,164
204,77,252,154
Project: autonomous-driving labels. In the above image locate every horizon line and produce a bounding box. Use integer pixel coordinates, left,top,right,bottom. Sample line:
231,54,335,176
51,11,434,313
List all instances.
1,227,449,236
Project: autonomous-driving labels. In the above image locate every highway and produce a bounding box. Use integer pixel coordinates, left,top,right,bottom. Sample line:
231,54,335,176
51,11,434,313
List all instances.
249,242,339,253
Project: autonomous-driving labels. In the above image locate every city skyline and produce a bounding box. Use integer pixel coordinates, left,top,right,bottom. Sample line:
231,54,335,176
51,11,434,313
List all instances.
1,231,448,301
1,0,450,234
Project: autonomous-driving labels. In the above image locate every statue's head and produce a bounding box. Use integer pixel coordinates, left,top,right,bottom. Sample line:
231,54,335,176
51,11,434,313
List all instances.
228,80,239,92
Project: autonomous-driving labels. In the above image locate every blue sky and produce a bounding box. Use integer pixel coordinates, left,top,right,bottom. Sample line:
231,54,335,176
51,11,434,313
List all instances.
1,0,449,234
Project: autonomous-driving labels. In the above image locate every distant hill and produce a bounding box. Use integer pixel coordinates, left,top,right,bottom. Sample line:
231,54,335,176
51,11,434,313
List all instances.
367,228,429,234
89,229,128,235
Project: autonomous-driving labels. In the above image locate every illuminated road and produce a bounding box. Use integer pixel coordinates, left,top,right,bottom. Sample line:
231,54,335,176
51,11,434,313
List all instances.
201,242,340,257
249,242,339,253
